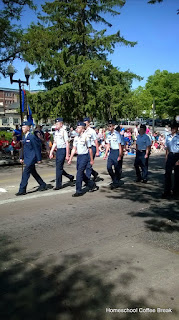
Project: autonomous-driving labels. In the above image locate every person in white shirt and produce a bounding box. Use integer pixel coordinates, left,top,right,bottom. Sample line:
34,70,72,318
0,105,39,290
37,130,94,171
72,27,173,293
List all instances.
134,124,151,183
103,120,122,189
68,121,99,197
134,125,139,140
83,117,100,181
49,117,74,190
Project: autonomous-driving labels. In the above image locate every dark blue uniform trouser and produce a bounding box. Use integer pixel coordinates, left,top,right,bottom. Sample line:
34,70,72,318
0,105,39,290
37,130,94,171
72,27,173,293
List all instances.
19,164,45,192
107,149,121,184
134,150,149,180
76,154,94,193
56,148,73,188
118,156,123,179
164,152,179,194
86,146,98,178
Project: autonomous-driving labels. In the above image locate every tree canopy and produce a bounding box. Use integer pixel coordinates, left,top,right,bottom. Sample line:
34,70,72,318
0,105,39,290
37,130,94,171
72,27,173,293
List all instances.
131,70,179,119
24,0,140,122
0,0,35,76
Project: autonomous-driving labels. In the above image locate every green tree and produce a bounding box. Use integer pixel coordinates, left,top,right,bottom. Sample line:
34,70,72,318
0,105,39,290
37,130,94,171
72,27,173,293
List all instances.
145,70,179,118
23,0,140,122
124,86,153,119
0,0,35,76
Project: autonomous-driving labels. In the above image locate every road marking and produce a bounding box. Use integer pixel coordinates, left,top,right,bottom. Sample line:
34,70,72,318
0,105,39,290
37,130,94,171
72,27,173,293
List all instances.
0,188,7,193
0,181,110,205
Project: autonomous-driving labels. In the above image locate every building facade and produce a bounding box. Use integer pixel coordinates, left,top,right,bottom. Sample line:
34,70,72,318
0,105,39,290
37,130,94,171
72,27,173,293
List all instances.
0,88,20,129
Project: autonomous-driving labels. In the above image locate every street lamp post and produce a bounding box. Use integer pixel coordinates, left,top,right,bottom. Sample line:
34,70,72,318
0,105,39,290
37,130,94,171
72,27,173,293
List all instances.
7,64,30,125
152,97,155,134
7,64,30,171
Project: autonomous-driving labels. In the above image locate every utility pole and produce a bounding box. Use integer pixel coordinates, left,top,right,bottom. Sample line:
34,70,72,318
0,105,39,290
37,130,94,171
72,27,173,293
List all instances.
152,97,155,134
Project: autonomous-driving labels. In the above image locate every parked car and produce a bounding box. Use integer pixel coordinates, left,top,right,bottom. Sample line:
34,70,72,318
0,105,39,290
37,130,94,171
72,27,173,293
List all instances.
161,119,171,127
155,119,162,126
0,127,14,132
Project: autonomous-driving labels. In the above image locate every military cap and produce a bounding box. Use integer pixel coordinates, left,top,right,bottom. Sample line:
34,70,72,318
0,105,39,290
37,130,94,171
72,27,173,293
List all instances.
22,121,32,126
55,117,63,122
108,120,116,125
83,117,90,122
77,121,86,127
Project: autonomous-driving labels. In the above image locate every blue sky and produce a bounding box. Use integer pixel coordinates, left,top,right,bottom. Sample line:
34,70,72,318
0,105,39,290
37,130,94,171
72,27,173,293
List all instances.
0,0,178,91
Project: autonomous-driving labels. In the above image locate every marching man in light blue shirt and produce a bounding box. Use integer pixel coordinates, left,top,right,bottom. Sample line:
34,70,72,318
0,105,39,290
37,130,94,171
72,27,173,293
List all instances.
68,122,99,197
162,121,179,198
83,117,100,181
134,124,151,183
49,117,74,190
103,120,122,189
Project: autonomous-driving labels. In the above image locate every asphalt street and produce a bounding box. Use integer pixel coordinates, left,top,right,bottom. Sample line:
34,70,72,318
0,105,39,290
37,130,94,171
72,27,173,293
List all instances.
0,153,179,320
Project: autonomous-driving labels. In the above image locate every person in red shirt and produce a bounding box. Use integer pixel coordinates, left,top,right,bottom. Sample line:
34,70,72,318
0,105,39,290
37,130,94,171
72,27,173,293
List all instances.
0,134,13,155
11,136,21,157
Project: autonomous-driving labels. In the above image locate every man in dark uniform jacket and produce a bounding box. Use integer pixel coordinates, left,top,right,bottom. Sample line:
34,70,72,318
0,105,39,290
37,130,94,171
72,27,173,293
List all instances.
162,121,179,198
16,121,47,196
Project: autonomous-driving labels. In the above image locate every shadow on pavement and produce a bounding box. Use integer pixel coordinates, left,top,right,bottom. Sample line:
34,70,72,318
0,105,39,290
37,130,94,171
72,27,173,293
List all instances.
128,202,179,234
1,236,176,320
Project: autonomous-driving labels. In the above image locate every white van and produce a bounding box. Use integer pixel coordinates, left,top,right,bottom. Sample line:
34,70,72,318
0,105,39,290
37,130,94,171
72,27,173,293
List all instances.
50,124,68,135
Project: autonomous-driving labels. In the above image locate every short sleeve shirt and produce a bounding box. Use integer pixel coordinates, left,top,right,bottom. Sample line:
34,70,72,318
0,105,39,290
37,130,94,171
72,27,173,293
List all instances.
120,134,125,146
73,132,91,154
136,134,151,150
54,128,68,148
166,133,179,153
106,130,121,149
85,127,97,147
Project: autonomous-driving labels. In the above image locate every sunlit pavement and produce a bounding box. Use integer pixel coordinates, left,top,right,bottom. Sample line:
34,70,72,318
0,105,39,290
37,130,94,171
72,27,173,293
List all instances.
0,153,179,320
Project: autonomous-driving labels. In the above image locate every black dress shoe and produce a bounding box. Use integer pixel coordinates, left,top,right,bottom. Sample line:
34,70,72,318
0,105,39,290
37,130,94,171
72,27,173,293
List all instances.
162,192,172,199
93,172,99,181
135,178,141,182
69,175,74,182
72,192,83,197
110,183,120,190
53,186,63,190
142,179,147,183
38,184,47,191
88,185,99,192
15,191,26,196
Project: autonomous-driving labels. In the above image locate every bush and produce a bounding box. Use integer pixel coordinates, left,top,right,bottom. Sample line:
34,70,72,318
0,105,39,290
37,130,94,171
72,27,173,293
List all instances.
0,131,13,142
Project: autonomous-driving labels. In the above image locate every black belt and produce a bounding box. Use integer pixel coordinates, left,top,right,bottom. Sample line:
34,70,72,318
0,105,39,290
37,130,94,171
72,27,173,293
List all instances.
138,150,146,152
169,152,179,155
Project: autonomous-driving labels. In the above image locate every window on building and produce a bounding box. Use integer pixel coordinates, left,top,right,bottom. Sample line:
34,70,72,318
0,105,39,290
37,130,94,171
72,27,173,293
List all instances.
5,92,12,97
2,118,9,125
13,118,19,125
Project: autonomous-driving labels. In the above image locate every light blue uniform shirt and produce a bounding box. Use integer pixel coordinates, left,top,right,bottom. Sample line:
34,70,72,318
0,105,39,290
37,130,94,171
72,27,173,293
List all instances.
120,134,125,146
54,127,68,148
106,130,121,149
136,134,151,151
73,132,91,155
85,127,97,147
166,133,179,153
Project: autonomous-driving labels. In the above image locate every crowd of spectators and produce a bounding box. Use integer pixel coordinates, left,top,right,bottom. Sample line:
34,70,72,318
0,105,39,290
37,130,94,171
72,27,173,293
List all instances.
94,124,169,157
0,123,170,161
